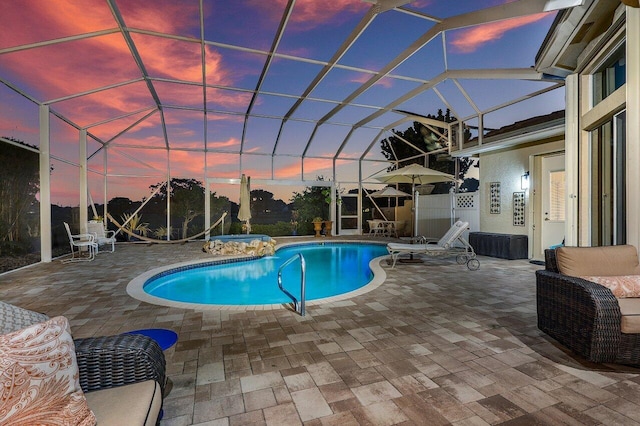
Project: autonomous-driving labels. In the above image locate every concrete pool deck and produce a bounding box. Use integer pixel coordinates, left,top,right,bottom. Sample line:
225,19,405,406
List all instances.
2,236,640,425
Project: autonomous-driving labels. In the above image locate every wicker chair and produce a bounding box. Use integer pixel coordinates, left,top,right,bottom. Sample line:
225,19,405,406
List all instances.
74,333,166,396
536,249,640,365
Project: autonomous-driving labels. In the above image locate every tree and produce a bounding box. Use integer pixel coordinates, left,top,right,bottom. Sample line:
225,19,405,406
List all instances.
380,109,475,192
290,177,330,234
0,139,40,246
250,189,287,224
150,178,205,239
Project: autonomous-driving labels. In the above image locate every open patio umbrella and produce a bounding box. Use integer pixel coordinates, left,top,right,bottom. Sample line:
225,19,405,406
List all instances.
368,186,411,208
238,174,251,234
375,164,456,238
374,163,456,187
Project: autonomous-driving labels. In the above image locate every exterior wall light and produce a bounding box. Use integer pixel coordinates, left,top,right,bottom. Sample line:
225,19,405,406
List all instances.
521,171,530,190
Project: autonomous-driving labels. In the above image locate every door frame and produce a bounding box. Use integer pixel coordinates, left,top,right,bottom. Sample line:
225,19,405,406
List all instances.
530,150,565,261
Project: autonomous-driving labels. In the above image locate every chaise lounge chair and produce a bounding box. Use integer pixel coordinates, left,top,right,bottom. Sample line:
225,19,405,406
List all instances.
386,220,479,270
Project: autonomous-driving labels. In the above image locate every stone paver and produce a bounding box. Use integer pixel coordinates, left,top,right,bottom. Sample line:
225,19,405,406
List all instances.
2,238,640,425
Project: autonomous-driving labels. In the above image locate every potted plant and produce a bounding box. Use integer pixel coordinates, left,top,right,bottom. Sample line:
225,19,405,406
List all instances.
312,217,324,238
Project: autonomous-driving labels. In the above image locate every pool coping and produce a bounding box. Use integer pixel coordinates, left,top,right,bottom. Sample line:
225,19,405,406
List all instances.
126,240,390,311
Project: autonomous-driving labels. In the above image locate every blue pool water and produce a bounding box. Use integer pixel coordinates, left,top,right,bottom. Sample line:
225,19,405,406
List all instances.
144,243,388,305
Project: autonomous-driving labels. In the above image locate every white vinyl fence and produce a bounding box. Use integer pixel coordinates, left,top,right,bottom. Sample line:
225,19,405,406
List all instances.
415,192,479,240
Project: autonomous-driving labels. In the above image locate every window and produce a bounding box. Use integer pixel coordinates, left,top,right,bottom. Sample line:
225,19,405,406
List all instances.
549,170,565,222
589,111,626,246
592,43,625,106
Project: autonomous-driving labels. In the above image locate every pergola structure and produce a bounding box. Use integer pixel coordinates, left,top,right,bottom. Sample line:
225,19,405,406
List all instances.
0,0,579,261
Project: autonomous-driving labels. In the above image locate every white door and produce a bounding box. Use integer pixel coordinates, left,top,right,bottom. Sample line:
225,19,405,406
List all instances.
541,154,566,251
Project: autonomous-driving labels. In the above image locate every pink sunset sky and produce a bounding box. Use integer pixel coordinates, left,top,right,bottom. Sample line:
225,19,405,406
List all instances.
0,0,562,205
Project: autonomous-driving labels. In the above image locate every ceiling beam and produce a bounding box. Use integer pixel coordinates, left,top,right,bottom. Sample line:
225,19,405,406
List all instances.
240,0,296,154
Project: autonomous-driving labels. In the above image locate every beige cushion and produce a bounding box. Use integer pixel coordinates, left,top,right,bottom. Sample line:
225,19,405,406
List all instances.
556,245,640,277
580,275,640,298
85,380,161,426
618,298,640,334
0,316,96,425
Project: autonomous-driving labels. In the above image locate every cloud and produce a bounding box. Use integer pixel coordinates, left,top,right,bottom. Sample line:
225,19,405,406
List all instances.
274,156,350,179
350,74,394,89
0,1,249,136
248,0,367,30
209,137,240,149
448,13,549,53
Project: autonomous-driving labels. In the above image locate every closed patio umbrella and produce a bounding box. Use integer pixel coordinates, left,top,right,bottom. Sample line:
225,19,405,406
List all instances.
238,174,251,234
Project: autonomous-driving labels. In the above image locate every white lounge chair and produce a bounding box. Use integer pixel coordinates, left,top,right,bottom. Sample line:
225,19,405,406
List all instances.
63,222,98,262
386,221,479,270
87,220,116,253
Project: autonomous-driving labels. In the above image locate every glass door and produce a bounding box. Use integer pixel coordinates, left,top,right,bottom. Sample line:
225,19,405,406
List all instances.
339,192,359,235
590,110,626,245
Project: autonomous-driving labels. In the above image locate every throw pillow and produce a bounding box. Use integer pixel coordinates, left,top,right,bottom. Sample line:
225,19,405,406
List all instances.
581,275,640,298
0,316,96,425
0,301,49,334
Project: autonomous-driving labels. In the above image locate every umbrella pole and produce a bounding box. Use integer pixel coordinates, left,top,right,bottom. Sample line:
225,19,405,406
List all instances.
399,178,423,263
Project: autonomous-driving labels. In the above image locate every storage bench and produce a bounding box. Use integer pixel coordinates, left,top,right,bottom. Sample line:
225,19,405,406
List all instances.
469,232,528,260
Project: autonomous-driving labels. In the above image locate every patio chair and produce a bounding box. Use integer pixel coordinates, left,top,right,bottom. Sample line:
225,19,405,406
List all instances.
87,220,116,253
1,302,167,425
386,220,479,270
368,220,387,237
63,222,98,262
536,246,640,365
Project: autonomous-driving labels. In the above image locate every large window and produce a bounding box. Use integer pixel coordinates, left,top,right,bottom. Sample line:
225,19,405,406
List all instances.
589,110,626,246
592,43,626,106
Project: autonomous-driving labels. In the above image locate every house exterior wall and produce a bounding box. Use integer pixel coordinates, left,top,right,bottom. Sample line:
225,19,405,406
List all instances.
567,5,639,247
479,139,564,235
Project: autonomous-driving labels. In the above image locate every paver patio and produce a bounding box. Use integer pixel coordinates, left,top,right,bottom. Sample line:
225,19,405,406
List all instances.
2,238,639,425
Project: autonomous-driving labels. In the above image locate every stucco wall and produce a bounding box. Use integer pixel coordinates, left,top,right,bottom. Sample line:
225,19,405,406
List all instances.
479,140,564,234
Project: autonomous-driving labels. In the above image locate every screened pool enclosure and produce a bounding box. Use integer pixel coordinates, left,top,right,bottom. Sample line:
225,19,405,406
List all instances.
0,0,573,266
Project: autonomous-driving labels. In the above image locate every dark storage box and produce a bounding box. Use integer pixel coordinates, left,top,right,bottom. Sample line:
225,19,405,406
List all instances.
469,232,528,260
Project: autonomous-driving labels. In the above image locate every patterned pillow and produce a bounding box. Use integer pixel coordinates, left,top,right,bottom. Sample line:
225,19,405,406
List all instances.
581,275,640,298
0,316,96,425
0,301,49,335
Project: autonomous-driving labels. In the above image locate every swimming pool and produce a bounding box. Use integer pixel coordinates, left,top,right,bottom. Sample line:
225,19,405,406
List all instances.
129,242,388,309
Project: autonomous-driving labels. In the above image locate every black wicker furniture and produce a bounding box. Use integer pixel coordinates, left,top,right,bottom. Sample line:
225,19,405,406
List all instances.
75,333,167,395
0,302,167,425
536,246,640,365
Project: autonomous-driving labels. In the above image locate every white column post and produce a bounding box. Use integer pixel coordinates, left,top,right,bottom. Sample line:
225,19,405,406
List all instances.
39,105,52,262
205,179,211,240
79,129,88,233
564,73,579,246
103,148,108,222
627,6,640,249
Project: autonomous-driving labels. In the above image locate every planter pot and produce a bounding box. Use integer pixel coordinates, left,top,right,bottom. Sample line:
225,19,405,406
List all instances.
312,221,323,237
323,220,333,237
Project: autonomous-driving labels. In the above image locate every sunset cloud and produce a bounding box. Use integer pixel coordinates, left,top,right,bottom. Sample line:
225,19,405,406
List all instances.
249,0,367,30
350,74,394,89
448,13,549,53
209,137,241,149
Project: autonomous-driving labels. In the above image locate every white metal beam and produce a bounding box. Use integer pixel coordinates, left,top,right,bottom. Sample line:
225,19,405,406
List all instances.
39,106,52,263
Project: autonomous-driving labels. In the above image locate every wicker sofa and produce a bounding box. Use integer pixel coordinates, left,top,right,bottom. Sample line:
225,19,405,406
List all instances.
0,301,166,425
536,245,640,365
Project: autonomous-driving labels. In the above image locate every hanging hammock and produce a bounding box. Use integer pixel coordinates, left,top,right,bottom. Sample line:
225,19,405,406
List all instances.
106,212,227,244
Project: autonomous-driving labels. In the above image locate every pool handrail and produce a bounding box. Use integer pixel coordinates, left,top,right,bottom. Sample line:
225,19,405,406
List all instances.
277,253,306,316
